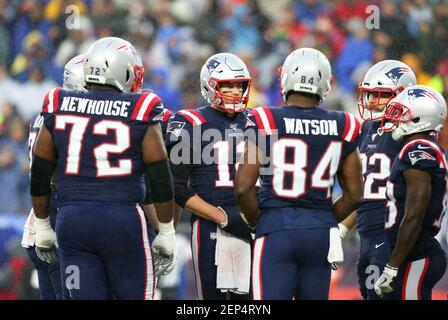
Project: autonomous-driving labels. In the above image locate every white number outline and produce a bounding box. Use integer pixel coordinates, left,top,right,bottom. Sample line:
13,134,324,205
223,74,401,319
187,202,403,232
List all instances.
54,115,132,177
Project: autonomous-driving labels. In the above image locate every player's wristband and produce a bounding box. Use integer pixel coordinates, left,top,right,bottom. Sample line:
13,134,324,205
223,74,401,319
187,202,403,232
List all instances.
158,220,175,235
338,223,350,240
384,264,398,277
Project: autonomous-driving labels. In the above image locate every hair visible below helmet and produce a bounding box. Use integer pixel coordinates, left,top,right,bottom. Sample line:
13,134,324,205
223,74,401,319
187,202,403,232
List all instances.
279,48,332,103
200,53,251,113
84,37,144,93
63,54,87,91
380,85,447,141
358,60,417,121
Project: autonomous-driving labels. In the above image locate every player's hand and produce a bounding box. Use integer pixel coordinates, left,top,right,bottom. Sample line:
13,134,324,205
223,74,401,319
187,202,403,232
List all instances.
374,264,398,297
35,246,58,265
151,220,176,277
217,206,253,241
34,216,58,265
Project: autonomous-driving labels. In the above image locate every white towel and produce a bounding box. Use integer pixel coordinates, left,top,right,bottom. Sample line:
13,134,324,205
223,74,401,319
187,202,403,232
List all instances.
215,227,251,294
21,208,36,248
327,227,344,264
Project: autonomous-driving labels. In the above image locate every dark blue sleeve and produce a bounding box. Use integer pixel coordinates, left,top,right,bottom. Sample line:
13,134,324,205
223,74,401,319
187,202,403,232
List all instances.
399,144,441,173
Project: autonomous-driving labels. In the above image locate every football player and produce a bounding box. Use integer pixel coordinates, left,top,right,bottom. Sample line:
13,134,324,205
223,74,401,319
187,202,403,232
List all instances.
339,60,417,299
30,37,175,299
374,85,447,300
165,53,253,300
235,48,363,300
21,53,87,299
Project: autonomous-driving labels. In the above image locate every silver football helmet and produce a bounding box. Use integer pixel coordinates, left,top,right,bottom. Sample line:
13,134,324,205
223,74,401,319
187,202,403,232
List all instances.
200,53,251,113
279,48,332,102
84,37,144,93
380,85,447,141
358,60,416,121
63,54,87,91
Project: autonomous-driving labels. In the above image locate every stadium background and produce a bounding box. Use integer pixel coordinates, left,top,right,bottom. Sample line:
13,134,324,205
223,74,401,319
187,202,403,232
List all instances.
0,0,447,299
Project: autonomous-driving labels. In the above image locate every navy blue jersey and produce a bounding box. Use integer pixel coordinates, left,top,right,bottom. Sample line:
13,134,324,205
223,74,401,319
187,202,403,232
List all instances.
165,106,249,208
385,137,447,258
356,120,403,233
41,87,164,205
248,105,360,211
159,108,172,135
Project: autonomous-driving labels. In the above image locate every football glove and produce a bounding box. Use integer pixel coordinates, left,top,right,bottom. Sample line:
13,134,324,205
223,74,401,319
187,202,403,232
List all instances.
374,264,398,297
152,220,176,277
34,216,58,265
217,206,253,241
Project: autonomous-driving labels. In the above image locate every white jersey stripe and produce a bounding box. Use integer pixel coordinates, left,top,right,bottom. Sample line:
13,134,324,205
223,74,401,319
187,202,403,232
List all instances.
136,204,154,300
343,113,356,142
252,236,265,300
191,220,204,299
178,110,204,125
403,258,428,300
47,88,57,113
256,108,273,136
136,93,157,121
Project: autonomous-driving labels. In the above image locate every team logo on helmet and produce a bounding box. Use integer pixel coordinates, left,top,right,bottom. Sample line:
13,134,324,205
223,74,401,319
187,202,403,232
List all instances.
385,67,409,85
206,59,221,74
407,88,440,103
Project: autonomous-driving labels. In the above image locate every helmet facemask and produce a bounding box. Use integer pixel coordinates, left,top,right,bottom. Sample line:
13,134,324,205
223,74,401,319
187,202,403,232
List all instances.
379,101,413,140
209,77,251,113
357,85,403,121
131,65,145,93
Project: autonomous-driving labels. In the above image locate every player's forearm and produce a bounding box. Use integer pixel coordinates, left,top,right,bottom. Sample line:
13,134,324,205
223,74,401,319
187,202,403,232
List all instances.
31,196,50,219
153,200,175,223
340,211,357,230
333,195,362,222
236,187,259,228
388,215,423,268
184,195,226,225
143,204,159,231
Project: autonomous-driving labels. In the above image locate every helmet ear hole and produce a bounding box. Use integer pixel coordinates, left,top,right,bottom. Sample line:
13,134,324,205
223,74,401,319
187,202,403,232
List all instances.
412,117,420,123
105,60,109,68
126,70,130,82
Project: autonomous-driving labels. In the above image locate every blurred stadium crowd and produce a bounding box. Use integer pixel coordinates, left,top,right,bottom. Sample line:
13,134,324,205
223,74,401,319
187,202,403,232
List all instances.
0,0,447,299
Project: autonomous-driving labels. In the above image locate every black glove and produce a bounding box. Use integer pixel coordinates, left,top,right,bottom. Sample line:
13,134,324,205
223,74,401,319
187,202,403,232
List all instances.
218,206,253,241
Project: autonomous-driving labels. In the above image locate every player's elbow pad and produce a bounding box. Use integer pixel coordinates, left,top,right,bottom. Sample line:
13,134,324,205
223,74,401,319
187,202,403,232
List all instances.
30,156,56,196
144,159,174,203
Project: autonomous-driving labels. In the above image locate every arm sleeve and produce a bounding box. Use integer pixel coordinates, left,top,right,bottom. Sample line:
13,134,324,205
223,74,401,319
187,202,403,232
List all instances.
171,161,195,208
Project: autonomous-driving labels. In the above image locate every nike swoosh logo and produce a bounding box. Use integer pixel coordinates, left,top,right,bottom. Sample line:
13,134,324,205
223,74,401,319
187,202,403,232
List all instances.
375,242,385,249
417,144,431,149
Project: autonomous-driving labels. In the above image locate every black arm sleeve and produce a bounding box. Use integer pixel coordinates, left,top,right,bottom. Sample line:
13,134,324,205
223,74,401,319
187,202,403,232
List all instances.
144,159,174,203
170,161,195,208
143,175,153,205
30,156,56,196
